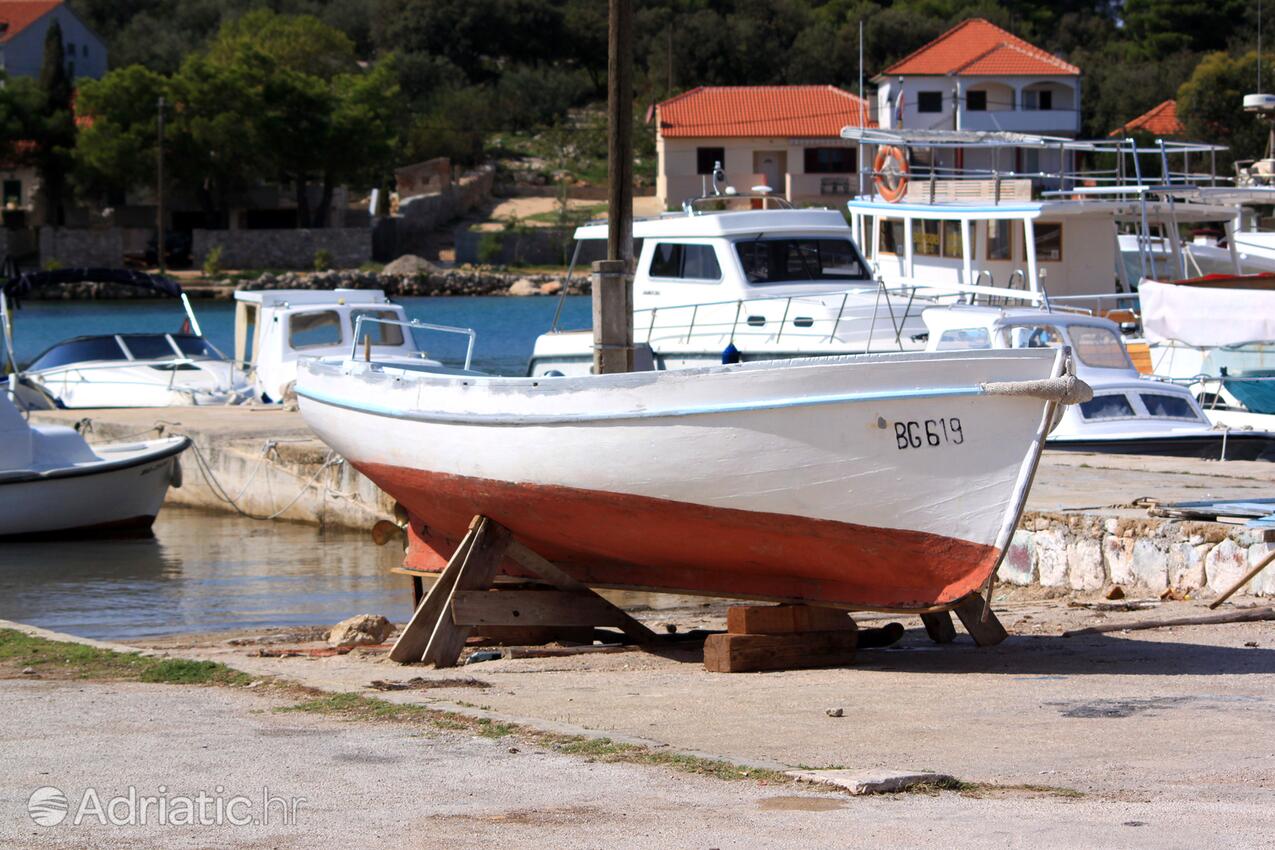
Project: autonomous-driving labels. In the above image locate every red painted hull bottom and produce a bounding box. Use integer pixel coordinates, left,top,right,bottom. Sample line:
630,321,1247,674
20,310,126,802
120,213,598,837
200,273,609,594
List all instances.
358,462,1000,611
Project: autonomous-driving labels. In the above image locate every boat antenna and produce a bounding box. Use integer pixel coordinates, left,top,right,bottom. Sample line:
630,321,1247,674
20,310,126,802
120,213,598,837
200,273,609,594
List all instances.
858,19,864,110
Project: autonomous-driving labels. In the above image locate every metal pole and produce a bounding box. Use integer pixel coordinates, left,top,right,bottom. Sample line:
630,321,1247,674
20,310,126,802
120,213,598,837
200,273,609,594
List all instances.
156,95,166,274
592,0,634,374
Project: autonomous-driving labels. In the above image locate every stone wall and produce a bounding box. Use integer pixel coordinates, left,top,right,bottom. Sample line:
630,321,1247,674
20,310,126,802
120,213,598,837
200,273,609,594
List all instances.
192,227,371,270
1003,512,1275,596
377,166,495,260
39,227,126,266
453,226,572,266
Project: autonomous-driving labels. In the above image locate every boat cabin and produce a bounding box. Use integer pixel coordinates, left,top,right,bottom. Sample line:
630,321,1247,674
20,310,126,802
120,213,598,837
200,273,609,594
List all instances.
234,289,420,402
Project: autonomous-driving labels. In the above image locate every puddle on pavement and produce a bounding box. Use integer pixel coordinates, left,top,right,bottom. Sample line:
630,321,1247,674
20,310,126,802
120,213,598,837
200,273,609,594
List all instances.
758,796,849,812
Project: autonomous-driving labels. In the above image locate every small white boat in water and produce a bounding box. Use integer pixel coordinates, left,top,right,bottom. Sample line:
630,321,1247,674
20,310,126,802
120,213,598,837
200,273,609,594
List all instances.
297,317,1087,611
0,389,189,539
1,269,251,409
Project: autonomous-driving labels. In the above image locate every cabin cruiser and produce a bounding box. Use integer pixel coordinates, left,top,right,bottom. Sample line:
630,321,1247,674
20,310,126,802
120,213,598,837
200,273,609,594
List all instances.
922,305,1275,461
1,269,251,410
1141,276,1275,431
0,386,188,538
233,289,456,402
528,193,930,377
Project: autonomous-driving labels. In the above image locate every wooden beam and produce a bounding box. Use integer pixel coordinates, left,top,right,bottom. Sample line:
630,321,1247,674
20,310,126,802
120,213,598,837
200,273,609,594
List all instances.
452,589,632,628
952,595,1008,647
726,604,854,635
421,518,513,668
389,519,480,663
920,611,957,644
704,630,857,673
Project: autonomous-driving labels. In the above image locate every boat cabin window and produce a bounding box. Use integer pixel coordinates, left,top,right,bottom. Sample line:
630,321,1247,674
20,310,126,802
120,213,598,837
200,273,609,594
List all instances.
878,219,904,255
986,220,1012,261
1079,394,1137,421
171,335,221,359
289,310,344,349
1070,326,1132,370
1021,222,1063,262
1140,393,1199,420
912,220,940,257
936,328,991,350
649,243,721,281
735,239,870,284
119,334,179,360
1007,325,1063,349
27,336,126,371
352,309,406,346
941,221,963,259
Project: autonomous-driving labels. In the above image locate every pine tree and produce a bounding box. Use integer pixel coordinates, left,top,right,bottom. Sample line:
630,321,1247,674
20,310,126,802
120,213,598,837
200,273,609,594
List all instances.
37,19,75,226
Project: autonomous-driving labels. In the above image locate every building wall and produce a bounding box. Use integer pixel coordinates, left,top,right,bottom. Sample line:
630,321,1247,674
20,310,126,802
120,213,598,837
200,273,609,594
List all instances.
657,135,862,209
1,6,108,80
876,75,1080,136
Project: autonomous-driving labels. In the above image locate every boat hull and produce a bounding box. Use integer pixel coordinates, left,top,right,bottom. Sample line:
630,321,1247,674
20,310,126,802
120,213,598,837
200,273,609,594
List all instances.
0,437,188,539
1048,432,1275,462
298,351,1064,611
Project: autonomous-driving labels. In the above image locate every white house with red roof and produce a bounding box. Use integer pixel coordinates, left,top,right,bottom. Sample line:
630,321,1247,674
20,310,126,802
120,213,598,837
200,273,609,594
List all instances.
0,1,107,81
873,18,1080,136
652,85,874,209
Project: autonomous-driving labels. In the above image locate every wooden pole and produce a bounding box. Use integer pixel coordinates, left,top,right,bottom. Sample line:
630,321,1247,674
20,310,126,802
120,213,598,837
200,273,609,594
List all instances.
593,0,634,374
156,95,166,274
1209,548,1275,610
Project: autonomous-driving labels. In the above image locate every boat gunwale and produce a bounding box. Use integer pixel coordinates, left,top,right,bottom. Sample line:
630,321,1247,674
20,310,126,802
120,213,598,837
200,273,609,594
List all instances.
0,435,189,485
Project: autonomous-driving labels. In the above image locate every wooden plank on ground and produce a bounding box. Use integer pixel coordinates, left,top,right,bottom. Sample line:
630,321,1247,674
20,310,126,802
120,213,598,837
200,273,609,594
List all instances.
389,519,480,663
703,629,857,673
952,595,1008,647
920,611,957,644
452,589,630,628
1062,606,1275,637
726,604,854,635
421,518,513,668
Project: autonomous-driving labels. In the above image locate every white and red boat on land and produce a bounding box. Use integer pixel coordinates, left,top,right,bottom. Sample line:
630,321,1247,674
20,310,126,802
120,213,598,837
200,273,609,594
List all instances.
297,330,1087,612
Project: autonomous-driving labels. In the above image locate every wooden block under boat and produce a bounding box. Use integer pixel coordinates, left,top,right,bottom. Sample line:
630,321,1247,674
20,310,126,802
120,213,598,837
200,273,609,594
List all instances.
703,629,857,673
726,604,855,635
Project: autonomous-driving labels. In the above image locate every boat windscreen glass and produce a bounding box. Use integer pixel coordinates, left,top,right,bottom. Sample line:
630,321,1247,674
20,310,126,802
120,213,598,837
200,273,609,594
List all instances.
119,334,180,360
289,310,343,349
1070,326,1133,370
27,336,127,371
1079,394,1137,420
1140,393,1200,420
351,309,406,346
735,239,871,284
171,334,222,359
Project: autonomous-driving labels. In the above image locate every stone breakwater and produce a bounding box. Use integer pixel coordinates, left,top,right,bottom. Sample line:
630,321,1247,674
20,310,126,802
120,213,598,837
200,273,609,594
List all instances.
16,268,584,300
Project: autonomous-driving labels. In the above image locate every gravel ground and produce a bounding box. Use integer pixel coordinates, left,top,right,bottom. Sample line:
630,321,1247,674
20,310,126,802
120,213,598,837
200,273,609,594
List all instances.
1,678,1262,849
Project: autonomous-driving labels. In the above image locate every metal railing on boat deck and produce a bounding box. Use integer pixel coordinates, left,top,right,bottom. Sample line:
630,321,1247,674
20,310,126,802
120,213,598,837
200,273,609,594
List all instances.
351,315,477,371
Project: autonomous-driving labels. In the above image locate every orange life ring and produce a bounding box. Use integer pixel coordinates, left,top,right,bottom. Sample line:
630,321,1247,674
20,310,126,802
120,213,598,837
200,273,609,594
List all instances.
874,146,909,203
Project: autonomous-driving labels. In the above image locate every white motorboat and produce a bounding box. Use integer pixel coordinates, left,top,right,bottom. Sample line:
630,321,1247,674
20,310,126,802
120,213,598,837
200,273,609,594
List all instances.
922,305,1275,461
528,193,930,377
297,316,1087,611
1,269,252,409
0,388,189,539
233,289,452,403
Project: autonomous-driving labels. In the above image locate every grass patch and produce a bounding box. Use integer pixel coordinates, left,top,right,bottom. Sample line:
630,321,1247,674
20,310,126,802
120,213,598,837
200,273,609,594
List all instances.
0,628,251,686
942,780,1086,799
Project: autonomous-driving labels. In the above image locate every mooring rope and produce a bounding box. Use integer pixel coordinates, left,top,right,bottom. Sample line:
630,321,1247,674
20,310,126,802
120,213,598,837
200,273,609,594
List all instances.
183,438,346,521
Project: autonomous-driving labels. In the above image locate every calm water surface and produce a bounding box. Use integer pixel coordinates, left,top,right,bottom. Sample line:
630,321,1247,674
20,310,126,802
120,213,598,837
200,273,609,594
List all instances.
0,508,414,640
6,295,592,376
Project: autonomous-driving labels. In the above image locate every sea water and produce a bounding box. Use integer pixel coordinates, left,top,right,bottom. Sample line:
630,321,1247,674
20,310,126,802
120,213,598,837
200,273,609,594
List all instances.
4,295,592,376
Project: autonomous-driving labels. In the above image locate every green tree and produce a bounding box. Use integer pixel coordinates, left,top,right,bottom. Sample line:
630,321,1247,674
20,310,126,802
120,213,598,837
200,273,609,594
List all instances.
73,65,168,198
1178,51,1275,171
37,20,76,225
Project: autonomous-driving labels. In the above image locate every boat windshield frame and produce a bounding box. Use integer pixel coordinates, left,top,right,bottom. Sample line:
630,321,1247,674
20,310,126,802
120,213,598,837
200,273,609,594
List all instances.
26,332,226,372
732,235,874,286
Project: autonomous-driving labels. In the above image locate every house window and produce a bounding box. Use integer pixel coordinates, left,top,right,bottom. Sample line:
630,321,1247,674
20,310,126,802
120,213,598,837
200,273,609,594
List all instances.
1023,89,1053,111
2,180,20,207
648,243,721,281
986,220,1012,260
82,44,88,57
67,41,75,55
966,90,987,111
917,91,943,113
912,219,940,256
696,147,725,175
803,147,856,174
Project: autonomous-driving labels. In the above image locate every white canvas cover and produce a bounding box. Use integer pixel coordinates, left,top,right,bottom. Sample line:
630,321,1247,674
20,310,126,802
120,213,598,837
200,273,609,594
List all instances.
1139,281,1275,347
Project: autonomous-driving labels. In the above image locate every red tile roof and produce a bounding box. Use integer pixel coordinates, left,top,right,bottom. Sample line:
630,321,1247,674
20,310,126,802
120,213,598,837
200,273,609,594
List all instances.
881,18,1079,77
0,1,61,43
1110,99,1185,137
656,86,874,139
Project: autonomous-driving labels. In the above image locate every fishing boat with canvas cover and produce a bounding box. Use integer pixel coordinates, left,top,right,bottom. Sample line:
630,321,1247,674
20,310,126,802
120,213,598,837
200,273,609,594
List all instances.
297,318,1088,611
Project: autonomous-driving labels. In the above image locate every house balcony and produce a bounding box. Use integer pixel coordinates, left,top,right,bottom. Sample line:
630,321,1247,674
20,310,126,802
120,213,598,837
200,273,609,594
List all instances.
959,109,1079,136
